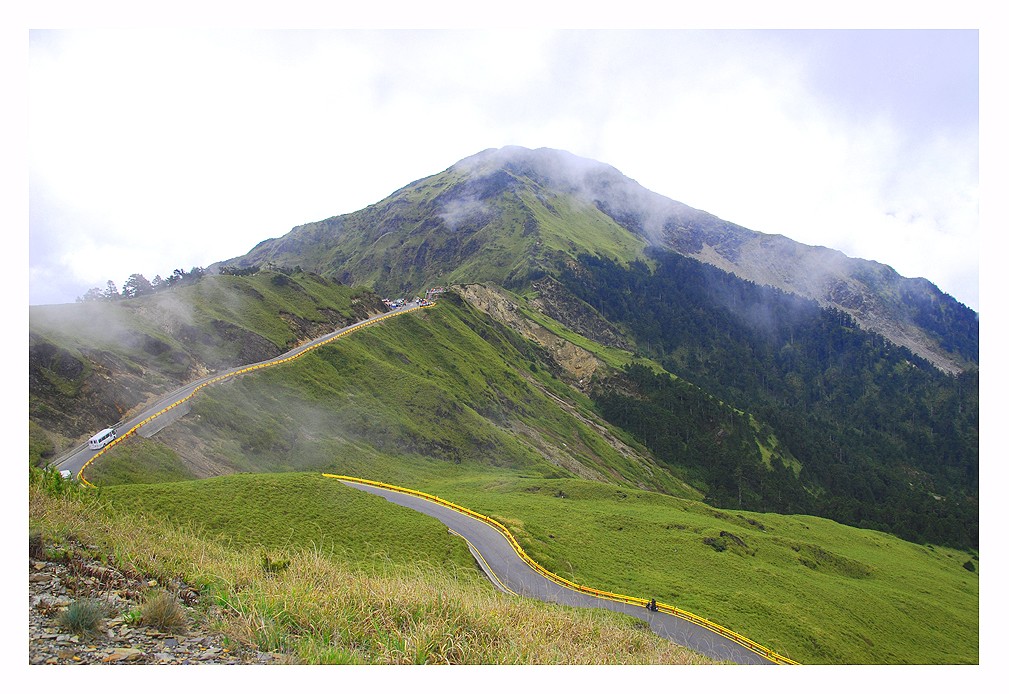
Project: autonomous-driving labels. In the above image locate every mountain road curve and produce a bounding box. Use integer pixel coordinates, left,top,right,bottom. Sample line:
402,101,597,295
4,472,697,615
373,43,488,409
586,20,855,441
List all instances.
331,476,790,665
49,303,430,483
45,297,793,665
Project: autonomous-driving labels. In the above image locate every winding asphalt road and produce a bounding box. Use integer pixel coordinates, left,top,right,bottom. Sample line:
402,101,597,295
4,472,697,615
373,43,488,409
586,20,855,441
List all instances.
48,303,427,480
338,480,776,665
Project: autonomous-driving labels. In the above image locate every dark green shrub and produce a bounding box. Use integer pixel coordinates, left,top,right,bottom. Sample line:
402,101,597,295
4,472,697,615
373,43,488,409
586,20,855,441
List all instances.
963,560,976,572
703,536,728,552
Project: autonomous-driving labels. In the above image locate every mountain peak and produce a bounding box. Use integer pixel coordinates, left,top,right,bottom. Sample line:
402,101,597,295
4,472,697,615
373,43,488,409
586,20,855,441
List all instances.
447,146,693,244
222,146,977,372
451,146,624,194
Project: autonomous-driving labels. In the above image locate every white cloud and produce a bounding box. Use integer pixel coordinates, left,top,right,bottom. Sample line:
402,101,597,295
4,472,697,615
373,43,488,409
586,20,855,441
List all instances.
27,28,979,311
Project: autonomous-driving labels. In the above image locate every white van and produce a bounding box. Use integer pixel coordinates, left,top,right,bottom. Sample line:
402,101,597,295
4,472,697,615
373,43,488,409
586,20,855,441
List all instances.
87,427,117,450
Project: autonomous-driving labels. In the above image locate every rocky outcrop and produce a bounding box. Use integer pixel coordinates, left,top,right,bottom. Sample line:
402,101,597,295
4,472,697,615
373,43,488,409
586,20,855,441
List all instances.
529,276,630,351
28,535,284,665
456,284,606,386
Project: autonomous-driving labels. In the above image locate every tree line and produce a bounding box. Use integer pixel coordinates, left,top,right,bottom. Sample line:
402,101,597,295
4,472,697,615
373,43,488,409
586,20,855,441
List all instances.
75,264,269,302
76,267,208,302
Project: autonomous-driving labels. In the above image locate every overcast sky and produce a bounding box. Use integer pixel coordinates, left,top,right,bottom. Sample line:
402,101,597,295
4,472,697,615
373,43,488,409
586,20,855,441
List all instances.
19,5,985,312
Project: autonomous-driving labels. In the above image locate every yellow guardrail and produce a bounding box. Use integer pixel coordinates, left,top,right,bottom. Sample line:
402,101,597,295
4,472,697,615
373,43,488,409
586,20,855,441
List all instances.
77,305,432,487
325,473,799,665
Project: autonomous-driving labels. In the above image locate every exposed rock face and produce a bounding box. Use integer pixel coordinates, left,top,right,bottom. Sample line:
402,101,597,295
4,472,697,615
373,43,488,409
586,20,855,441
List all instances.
682,233,971,373
29,337,155,440
528,277,630,351
456,283,605,386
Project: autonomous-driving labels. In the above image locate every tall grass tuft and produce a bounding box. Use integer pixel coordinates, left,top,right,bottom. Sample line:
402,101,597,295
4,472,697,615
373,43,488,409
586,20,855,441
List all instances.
29,525,45,561
140,590,189,634
58,598,107,637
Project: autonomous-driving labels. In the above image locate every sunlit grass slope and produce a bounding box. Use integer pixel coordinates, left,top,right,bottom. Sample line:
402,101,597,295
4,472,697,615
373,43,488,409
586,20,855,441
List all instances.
101,472,476,572
92,467,977,665
32,471,708,665
87,293,692,496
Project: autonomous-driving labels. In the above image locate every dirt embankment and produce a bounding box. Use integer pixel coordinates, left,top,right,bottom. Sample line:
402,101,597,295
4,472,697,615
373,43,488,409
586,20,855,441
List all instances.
456,283,606,386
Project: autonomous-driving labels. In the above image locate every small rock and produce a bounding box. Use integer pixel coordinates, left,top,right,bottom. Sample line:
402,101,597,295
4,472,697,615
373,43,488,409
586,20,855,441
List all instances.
103,647,144,662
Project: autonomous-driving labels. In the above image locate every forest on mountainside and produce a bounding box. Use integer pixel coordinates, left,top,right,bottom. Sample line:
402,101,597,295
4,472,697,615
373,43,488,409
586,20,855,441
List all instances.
563,249,978,549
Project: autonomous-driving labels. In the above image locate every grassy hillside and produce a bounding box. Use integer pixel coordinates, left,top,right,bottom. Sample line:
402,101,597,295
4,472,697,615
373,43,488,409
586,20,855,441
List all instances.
231,157,650,299
101,473,478,572
86,292,692,495
31,470,706,665
29,270,385,449
422,476,979,664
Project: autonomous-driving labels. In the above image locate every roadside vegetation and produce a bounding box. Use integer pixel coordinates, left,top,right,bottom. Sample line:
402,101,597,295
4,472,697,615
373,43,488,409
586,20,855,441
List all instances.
30,468,708,665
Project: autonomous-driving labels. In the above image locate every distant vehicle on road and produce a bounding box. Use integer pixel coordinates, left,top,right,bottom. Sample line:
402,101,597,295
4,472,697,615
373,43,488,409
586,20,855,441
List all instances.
87,427,117,450
59,470,72,479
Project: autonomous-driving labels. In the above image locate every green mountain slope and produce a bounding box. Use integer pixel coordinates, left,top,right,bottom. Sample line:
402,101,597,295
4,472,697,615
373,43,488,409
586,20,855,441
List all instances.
88,470,978,664
30,270,385,449
31,471,708,665
28,147,979,664
216,148,977,549
83,290,698,498
28,273,978,664
228,150,649,299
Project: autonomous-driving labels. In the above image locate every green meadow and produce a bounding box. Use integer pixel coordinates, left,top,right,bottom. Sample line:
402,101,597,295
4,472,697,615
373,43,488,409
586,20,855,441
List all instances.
418,475,979,664
97,468,978,665
100,472,477,574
